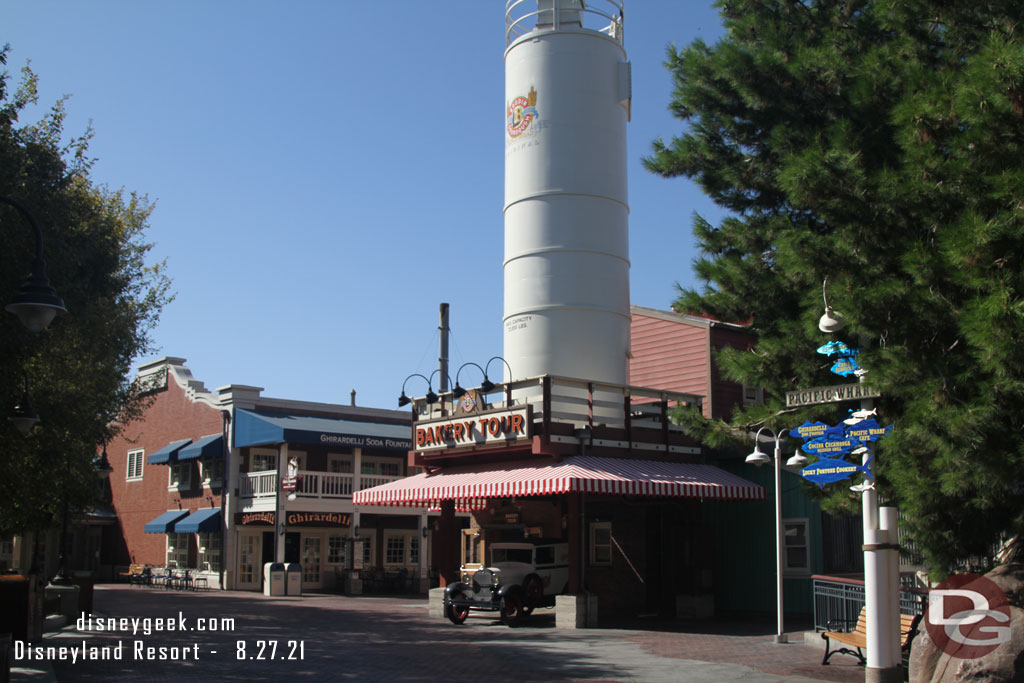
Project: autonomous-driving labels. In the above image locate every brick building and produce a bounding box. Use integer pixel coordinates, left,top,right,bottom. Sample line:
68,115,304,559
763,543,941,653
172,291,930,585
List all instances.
103,357,431,592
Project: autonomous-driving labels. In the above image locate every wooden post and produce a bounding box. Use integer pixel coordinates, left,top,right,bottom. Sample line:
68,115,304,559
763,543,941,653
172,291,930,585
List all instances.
437,499,459,587
567,492,582,594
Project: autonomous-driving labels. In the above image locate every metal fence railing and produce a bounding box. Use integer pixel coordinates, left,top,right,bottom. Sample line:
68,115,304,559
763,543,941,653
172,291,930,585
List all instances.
812,574,928,631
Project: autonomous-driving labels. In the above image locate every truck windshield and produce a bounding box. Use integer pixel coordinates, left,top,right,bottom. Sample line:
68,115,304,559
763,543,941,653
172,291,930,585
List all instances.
491,548,532,564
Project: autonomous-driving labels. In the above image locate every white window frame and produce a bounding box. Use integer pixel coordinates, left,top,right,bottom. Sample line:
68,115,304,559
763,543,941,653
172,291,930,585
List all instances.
0,537,14,571
126,449,144,481
409,535,420,565
250,449,277,472
361,457,401,477
198,532,222,572
384,533,411,566
358,534,374,567
168,462,191,490
782,517,811,575
166,533,189,568
589,521,612,566
327,453,353,473
327,535,347,565
201,459,224,488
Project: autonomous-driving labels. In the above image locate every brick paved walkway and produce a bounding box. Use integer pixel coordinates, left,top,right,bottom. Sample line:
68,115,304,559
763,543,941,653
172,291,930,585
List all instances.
12,585,867,682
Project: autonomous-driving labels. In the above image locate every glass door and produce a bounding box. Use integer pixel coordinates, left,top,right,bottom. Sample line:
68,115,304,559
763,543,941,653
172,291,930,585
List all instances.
238,534,260,590
302,535,322,589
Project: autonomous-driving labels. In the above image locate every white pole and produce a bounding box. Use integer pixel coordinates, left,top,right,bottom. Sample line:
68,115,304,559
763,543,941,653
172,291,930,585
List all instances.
774,436,787,644
861,393,901,681
880,507,901,668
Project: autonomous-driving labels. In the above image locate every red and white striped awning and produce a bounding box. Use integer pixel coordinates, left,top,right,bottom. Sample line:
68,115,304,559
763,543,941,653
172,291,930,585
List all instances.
353,455,765,508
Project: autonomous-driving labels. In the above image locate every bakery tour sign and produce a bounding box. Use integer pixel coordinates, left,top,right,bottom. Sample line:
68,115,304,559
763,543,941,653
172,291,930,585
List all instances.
415,406,531,453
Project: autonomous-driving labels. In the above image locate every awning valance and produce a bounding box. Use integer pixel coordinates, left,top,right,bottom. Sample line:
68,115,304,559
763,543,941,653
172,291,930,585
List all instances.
174,508,222,533
234,409,411,451
178,434,223,461
144,509,189,533
147,439,192,465
353,455,765,507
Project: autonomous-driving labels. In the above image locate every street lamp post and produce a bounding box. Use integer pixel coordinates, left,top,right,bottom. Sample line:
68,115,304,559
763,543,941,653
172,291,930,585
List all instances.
746,427,807,644
1,195,67,332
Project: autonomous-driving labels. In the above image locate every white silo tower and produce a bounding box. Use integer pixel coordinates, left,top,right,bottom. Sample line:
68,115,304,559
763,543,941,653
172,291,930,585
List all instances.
503,0,631,386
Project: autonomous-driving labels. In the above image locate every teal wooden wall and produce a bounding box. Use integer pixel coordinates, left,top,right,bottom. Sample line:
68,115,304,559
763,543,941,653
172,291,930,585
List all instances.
705,458,824,617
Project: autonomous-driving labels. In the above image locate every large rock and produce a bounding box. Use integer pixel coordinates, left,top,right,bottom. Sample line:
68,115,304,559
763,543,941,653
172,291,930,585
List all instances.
910,563,1024,682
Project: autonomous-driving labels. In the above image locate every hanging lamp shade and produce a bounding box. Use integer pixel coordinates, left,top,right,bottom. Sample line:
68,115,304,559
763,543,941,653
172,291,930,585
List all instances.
818,306,846,333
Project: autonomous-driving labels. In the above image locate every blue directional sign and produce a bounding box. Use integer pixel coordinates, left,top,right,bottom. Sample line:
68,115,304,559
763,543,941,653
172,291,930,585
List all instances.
816,341,853,356
845,418,893,443
788,421,829,441
801,456,874,489
801,435,860,456
830,356,863,377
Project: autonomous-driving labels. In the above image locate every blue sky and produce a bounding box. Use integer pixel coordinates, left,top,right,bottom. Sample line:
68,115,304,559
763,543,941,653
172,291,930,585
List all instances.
5,1,727,409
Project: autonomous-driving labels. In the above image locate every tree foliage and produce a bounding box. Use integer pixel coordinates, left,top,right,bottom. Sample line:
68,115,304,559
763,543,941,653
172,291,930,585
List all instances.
0,45,173,536
647,1,1024,575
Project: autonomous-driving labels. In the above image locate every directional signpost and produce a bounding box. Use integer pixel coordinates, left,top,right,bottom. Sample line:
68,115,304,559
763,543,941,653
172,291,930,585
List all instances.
790,338,901,680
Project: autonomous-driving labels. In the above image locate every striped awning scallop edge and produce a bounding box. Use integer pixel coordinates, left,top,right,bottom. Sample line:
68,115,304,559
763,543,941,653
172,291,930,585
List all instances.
353,455,765,508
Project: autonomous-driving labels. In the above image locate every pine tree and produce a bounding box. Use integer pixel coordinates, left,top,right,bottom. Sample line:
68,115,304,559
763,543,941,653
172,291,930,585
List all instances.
646,0,1024,576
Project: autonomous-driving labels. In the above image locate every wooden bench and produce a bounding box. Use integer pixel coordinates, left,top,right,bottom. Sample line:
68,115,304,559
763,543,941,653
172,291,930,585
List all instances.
118,563,147,585
821,606,922,666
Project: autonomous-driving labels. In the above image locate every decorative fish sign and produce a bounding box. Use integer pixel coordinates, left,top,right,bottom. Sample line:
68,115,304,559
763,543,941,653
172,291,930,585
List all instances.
830,356,862,377
801,456,874,489
817,341,853,356
845,418,893,443
844,408,877,424
789,421,829,441
802,434,859,456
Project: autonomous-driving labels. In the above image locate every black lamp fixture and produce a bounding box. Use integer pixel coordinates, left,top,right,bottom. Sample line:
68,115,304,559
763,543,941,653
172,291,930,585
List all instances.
94,444,114,480
482,356,513,393
398,373,431,408
424,369,453,405
8,371,40,434
452,357,514,397
398,370,453,407
452,362,486,399
1,196,67,332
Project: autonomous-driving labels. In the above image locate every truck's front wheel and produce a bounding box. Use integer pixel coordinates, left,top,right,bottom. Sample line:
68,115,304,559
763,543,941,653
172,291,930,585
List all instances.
500,591,524,626
446,591,469,625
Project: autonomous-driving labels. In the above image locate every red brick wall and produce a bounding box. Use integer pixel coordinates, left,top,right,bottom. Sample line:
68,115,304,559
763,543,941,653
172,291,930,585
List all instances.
105,369,224,566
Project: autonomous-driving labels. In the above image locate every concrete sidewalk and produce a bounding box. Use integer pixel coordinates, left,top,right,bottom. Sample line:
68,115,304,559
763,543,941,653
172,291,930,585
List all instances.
12,585,866,682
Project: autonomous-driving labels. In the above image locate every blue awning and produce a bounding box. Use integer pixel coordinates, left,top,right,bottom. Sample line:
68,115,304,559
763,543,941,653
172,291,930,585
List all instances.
178,434,224,461
147,438,192,465
174,508,222,534
144,509,189,533
234,409,412,451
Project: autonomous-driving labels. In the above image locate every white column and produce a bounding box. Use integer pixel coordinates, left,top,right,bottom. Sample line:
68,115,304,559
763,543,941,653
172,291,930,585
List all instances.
418,512,428,592
275,444,289,563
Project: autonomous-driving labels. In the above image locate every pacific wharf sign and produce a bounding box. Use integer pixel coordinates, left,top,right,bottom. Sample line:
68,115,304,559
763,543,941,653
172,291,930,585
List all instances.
786,382,881,408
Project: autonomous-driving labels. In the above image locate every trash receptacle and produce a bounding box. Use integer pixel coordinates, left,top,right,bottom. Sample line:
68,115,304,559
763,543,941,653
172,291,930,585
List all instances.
72,572,95,614
285,563,302,596
0,574,42,643
263,563,285,596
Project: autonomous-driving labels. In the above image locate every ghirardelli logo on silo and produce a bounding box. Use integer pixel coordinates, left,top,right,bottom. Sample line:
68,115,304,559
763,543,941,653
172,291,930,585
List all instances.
506,86,539,138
